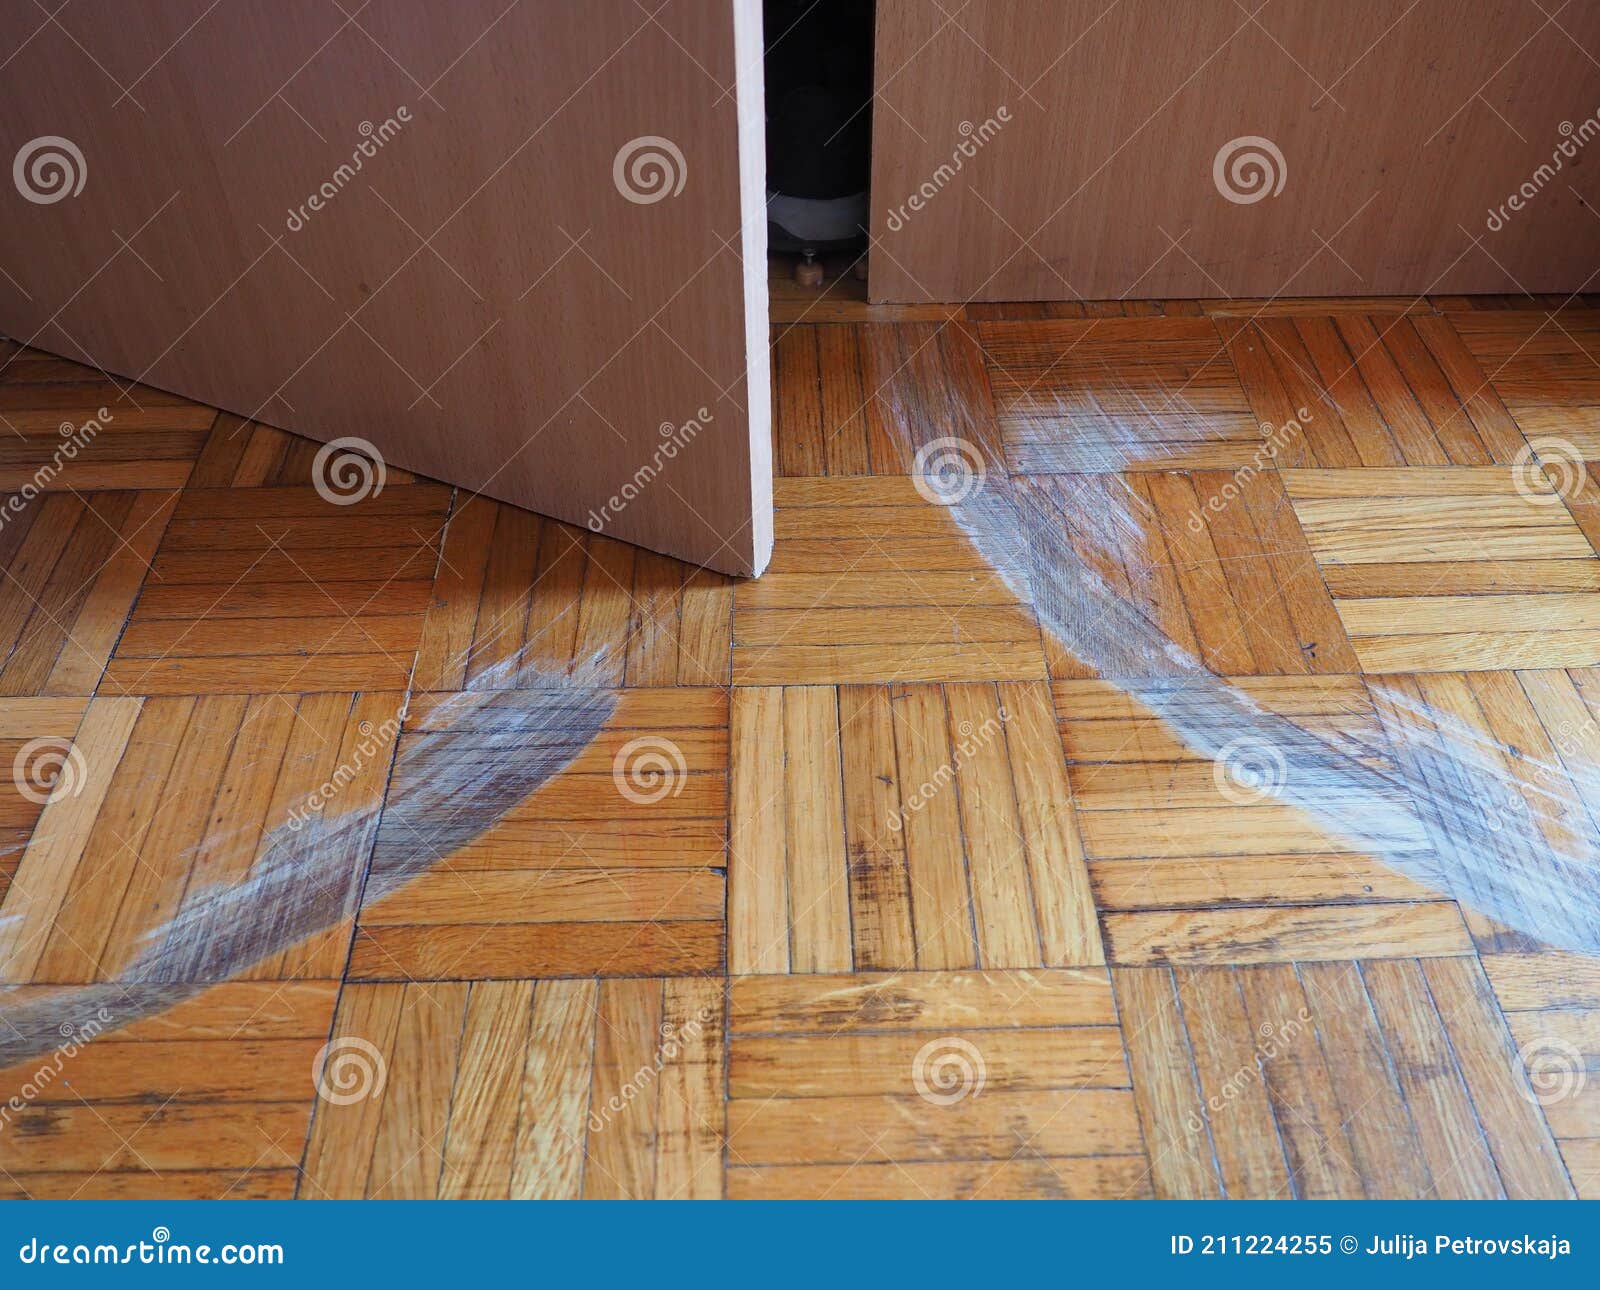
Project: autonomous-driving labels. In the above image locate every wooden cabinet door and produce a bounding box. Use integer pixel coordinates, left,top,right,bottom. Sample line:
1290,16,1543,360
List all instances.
870,0,1600,302
0,0,771,574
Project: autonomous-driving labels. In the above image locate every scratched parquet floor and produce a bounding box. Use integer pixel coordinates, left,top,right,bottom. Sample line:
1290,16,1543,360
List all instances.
1,289,1598,1200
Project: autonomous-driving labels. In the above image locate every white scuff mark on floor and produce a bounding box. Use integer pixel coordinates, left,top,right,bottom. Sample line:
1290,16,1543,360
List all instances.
0,617,618,1065
870,327,1600,957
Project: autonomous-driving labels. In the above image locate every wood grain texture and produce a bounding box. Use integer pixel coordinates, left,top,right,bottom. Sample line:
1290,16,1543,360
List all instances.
729,681,1100,974
1283,467,1600,671
1053,674,1458,958
1114,957,1571,1198
870,1,1600,301
0,980,334,1198
0,0,770,573
413,495,734,691
734,476,1046,684
726,968,1142,1198
301,976,724,1199
4,300,1600,1200
0,691,401,984
101,484,447,696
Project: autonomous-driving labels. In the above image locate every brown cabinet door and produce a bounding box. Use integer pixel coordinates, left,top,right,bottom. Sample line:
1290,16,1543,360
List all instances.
0,0,771,574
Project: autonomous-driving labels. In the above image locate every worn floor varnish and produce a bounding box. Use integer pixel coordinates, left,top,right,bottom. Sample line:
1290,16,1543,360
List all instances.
1,292,1597,1199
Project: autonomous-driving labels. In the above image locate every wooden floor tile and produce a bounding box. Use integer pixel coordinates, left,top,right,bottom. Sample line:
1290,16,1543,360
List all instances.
1478,945,1599,1193
0,979,334,1199
0,697,90,900
771,318,1002,478
1222,314,1526,466
733,478,1046,684
413,494,732,690
729,681,1100,975
101,485,450,696
1284,467,1600,671
349,687,726,981
1206,297,1438,319
856,321,1007,475
1449,310,1600,453
1365,668,1600,956
1113,957,1572,1199
0,489,176,695
1033,471,1357,679
0,690,400,984
976,318,1261,472
726,968,1145,1198
302,976,723,1199
0,351,214,491
1054,676,1471,963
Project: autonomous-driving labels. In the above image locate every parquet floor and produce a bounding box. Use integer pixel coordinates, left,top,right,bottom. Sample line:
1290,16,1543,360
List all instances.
2,286,1599,1200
